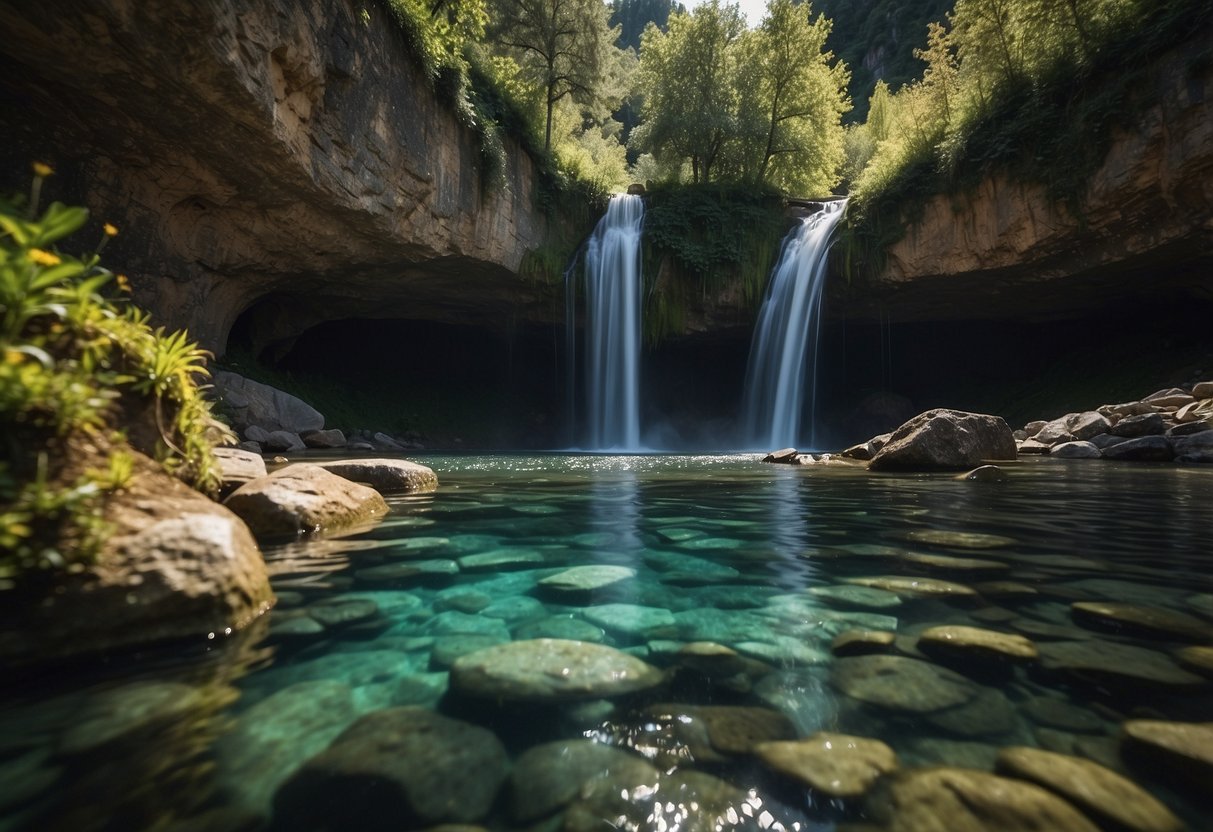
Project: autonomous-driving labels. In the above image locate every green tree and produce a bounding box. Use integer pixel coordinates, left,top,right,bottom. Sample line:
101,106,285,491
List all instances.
488,0,629,152
632,0,745,182
737,0,850,192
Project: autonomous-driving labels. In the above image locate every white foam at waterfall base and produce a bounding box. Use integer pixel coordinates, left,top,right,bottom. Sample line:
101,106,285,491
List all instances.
741,199,848,451
578,193,645,451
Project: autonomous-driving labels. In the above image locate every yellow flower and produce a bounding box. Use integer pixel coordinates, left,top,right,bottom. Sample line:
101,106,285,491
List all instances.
115,274,131,293
103,222,119,237
28,248,61,267
4,349,23,365
32,161,54,178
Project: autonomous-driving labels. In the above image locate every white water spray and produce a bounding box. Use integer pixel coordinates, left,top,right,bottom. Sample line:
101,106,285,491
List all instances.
579,194,645,450
741,199,848,450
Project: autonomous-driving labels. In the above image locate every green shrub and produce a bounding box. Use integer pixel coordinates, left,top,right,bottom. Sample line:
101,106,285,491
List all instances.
0,166,229,581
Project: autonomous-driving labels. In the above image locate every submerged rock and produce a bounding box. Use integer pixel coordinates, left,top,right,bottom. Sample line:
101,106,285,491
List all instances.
996,746,1181,832
582,603,677,638
273,707,508,829
873,768,1101,832
810,584,903,610
1070,601,1210,642
831,655,978,713
507,740,657,823
847,575,978,599
756,732,897,798
1121,719,1213,795
538,565,636,593
224,463,388,539
449,639,664,703
916,625,1039,664
868,409,1016,472
832,629,896,657
1037,640,1206,690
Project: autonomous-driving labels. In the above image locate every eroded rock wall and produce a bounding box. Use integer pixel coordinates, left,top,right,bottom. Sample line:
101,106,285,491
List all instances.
841,38,1213,323
0,0,562,352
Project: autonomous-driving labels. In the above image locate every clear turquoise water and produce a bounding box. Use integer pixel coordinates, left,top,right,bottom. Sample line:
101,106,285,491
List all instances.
2,454,1212,831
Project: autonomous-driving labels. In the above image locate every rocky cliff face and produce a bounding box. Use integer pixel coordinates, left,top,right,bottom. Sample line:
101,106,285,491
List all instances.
840,39,1213,323
0,0,567,354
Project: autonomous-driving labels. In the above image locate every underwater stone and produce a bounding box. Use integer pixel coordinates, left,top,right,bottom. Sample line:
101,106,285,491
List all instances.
917,625,1039,664
809,584,903,610
582,603,677,638
901,529,1016,549
449,639,663,703
1121,719,1213,795
58,681,208,756
996,746,1182,832
1037,640,1206,690
273,707,507,829
847,576,978,599
831,655,977,714
832,630,896,657
1070,600,1211,642
513,616,605,643
306,598,379,628
1021,696,1105,734
755,732,897,798
507,740,657,823
538,565,637,592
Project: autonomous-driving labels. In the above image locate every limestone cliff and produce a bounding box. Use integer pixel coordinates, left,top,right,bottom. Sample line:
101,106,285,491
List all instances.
839,38,1213,323
0,0,568,354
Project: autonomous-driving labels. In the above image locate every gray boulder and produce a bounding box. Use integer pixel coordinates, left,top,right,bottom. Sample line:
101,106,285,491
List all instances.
1050,441,1101,459
302,429,347,449
213,370,323,434
869,409,1016,472
224,464,388,539
1110,412,1166,437
1103,436,1173,462
1171,430,1213,457
263,430,305,452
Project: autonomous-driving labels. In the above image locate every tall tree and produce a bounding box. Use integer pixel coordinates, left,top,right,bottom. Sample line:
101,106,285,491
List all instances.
489,0,627,152
737,0,851,191
632,0,744,182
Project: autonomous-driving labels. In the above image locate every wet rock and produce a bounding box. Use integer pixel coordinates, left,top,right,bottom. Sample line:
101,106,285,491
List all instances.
831,655,977,713
996,746,1182,832
302,428,346,449
480,595,545,622
762,448,800,463
869,409,1016,472
582,603,676,638
810,585,903,610
917,625,1038,664
902,529,1015,549
1121,719,1213,795
926,687,1018,737
1101,401,1158,419
1144,388,1194,409
973,581,1039,599
213,447,268,497
1194,380,1213,398
372,431,407,451
1031,417,1074,444
513,616,605,643
430,634,509,669
956,464,1006,481
538,565,636,593
215,680,358,815
755,732,897,798
1090,432,1130,449
640,703,796,760
58,681,209,756
1050,441,1101,459
433,590,492,614
847,576,978,599
873,768,1101,832
1070,601,1209,642
273,707,508,829
833,630,896,657
270,615,325,639
225,463,388,539
903,738,1001,771
1017,438,1052,454
263,430,306,452
1174,645,1213,677
901,552,1009,573
355,559,459,586
456,549,545,572
424,611,511,639
1037,640,1206,690
508,740,657,823
1110,412,1167,438
645,551,740,583
1022,696,1104,733
449,639,663,703
1103,435,1174,461
562,769,768,832
306,598,379,628
1171,428,1213,456
315,458,437,493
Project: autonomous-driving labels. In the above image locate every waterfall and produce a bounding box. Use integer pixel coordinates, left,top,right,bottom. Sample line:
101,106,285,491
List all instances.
741,199,847,450
575,193,645,450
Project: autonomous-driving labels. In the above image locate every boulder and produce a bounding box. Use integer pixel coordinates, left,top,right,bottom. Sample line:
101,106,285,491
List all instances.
262,430,305,452
0,444,273,665
212,370,323,434
869,409,1016,471
302,429,347,448
1171,429,1213,457
1017,439,1052,454
762,448,800,464
1102,436,1173,461
213,447,268,497
224,463,388,539
315,459,437,494
273,707,508,829
1193,380,1213,399
1110,412,1166,437
1050,441,1101,459
372,431,407,451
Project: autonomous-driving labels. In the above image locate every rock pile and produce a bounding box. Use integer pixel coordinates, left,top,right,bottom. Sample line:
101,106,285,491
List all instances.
1015,383,1213,463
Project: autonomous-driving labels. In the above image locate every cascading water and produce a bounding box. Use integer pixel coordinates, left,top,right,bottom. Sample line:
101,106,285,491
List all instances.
741,199,847,450
572,193,645,450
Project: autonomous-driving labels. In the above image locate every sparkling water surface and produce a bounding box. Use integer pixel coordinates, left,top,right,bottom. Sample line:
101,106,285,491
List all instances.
3,454,1212,831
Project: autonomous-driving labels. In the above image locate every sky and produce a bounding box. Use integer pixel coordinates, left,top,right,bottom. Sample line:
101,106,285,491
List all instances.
686,0,768,28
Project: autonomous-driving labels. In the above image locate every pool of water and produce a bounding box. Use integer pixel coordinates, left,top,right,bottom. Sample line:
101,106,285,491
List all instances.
3,454,1212,831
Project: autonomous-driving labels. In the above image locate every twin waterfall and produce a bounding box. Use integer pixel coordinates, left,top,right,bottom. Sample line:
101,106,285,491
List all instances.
741,200,848,450
569,194,845,451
